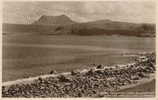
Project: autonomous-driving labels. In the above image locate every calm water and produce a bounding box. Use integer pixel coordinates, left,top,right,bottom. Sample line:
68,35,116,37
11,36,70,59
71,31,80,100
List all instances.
3,35,155,82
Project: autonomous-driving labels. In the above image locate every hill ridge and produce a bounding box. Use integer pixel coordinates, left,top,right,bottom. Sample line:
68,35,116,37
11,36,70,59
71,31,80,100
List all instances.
33,14,76,25
3,15,156,37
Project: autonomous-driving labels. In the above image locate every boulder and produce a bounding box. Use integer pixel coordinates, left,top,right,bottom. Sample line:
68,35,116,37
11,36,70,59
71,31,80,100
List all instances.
96,64,103,69
50,70,57,74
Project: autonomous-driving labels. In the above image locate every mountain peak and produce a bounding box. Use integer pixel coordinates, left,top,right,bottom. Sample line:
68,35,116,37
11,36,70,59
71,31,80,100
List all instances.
40,14,68,19
33,15,76,25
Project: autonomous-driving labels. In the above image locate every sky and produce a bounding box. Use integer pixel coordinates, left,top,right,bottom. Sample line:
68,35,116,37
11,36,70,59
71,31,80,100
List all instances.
3,1,156,24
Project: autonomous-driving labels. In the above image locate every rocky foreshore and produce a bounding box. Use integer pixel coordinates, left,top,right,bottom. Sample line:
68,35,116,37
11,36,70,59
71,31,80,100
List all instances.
2,52,155,97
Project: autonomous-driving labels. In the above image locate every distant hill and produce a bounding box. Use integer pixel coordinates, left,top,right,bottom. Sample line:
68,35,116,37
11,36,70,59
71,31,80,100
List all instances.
33,15,76,25
69,20,155,37
3,15,155,37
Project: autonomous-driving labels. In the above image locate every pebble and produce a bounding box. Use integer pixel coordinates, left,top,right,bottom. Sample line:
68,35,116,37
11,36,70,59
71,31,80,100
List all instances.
2,53,155,97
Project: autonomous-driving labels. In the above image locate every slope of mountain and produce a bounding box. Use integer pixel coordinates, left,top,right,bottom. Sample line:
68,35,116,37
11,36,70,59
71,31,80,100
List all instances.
33,15,76,25
3,15,156,37
69,20,155,36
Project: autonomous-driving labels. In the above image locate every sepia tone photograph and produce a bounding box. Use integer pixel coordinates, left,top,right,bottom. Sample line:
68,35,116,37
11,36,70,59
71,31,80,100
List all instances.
2,1,156,98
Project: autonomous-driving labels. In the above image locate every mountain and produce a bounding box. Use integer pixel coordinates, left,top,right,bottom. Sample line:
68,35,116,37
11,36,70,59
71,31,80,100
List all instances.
3,15,156,37
68,20,155,36
33,15,76,25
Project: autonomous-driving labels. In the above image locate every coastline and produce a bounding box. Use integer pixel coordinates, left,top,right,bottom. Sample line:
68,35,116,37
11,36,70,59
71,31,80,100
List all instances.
2,52,155,97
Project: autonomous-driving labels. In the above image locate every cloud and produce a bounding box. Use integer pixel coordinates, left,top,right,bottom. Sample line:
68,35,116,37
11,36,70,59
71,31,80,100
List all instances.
3,1,155,24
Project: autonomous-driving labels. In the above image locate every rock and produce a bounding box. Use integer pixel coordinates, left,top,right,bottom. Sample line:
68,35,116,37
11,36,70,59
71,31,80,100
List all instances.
71,70,79,75
95,70,104,75
131,75,139,80
37,77,43,83
77,92,82,97
96,64,103,69
86,68,95,75
50,70,57,74
58,75,71,82
138,72,146,78
2,53,155,97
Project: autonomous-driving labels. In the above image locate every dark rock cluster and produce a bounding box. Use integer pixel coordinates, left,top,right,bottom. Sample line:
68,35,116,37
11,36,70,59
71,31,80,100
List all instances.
2,53,155,97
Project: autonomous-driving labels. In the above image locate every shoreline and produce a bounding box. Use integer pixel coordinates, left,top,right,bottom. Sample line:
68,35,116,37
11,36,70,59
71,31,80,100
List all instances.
2,52,155,97
3,62,138,86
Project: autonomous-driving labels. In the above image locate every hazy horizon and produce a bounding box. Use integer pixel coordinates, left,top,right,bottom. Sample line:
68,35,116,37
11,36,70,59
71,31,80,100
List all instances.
3,1,155,24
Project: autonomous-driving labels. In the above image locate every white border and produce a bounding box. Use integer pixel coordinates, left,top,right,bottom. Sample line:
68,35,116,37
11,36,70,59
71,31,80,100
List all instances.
0,0,157,100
